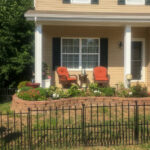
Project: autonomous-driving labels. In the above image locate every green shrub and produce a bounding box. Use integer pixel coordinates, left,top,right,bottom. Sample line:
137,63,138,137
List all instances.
116,84,131,97
19,86,32,92
52,86,91,98
48,86,57,97
49,85,88,99
68,84,81,97
116,83,148,97
89,83,115,97
35,87,48,99
80,90,88,97
130,84,148,97
92,90,101,97
17,81,30,89
17,87,48,101
117,89,130,97
55,90,70,99
89,83,100,92
48,87,70,100
100,87,115,96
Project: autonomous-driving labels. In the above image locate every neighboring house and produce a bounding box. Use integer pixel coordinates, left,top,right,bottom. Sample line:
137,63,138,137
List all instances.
25,0,150,89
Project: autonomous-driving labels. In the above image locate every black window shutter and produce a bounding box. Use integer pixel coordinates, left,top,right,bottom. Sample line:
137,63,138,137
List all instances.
52,38,61,71
100,38,108,68
146,0,150,5
91,0,99,4
63,0,70,4
118,0,125,5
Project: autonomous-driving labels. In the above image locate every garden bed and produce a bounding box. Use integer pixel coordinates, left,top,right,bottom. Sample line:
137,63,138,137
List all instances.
11,94,150,113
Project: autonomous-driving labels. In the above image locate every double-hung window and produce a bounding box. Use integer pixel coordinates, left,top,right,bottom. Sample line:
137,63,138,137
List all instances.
71,0,91,4
62,39,80,69
63,0,99,4
131,41,144,80
82,39,99,69
126,0,145,5
61,38,100,69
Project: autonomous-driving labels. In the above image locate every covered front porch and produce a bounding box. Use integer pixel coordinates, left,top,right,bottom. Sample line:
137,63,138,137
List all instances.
25,11,150,90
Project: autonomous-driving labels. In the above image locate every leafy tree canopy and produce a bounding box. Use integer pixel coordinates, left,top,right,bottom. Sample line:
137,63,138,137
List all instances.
0,0,34,88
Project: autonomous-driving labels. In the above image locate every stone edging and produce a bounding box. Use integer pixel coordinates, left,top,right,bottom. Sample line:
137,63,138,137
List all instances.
11,94,150,113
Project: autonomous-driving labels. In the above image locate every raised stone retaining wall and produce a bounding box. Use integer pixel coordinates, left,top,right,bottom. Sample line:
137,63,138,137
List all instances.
11,94,150,113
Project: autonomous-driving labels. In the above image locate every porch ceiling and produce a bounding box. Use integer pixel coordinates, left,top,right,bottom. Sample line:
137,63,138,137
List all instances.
25,10,150,27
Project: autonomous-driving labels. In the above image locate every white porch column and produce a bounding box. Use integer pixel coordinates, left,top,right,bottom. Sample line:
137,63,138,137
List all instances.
124,25,132,88
35,24,42,86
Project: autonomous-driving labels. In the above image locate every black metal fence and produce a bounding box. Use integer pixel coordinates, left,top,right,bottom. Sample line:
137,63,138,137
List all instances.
0,88,16,101
1,102,150,149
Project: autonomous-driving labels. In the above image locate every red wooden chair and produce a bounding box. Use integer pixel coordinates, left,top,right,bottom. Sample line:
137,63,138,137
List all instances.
57,67,77,87
93,66,109,86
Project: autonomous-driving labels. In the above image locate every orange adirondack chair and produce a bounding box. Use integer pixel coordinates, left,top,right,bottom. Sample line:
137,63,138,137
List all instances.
93,66,109,85
57,67,77,87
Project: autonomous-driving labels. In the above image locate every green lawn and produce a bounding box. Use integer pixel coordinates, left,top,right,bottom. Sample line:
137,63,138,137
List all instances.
0,101,11,113
1,100,150,150
46,143,150,150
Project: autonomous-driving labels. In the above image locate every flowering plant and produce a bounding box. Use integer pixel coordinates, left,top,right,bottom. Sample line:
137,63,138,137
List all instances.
116,83,147,97
93,90,101,96
52,93,60,99
17,87,48,101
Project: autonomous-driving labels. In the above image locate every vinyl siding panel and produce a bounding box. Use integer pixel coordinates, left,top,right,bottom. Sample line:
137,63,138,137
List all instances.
42,26,150,89
36,0,150,13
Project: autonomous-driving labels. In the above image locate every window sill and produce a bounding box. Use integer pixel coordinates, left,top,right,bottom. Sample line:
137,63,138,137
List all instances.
71,3,91,4
68,69,93,71
64,3,98,5
125,4,145,5
131,80,145,82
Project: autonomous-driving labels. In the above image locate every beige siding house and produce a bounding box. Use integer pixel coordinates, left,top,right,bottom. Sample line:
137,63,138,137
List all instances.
25,0,150,90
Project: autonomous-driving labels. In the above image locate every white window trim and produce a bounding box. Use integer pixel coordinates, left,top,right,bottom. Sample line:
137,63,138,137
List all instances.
71,0,91,4
131,38,145,82
125,0,145,5
61,37,100,71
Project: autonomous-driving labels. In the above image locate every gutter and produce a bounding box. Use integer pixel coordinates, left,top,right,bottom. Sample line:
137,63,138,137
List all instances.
24,12,150,23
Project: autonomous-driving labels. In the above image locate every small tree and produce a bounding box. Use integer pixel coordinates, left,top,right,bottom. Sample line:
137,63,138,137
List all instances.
0,0,34,88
